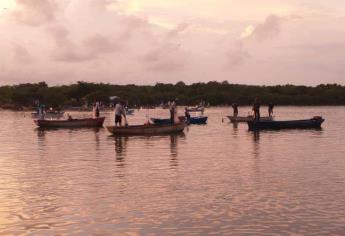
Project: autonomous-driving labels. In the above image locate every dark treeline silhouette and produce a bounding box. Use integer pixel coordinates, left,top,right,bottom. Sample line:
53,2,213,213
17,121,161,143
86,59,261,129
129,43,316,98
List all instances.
1,81,345,109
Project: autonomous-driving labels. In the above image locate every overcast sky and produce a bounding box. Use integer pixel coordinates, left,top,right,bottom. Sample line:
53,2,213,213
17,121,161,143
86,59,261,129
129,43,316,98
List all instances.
1,0,345,86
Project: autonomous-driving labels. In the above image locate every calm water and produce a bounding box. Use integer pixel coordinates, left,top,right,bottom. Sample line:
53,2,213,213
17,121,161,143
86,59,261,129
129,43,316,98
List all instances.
0,107,345,235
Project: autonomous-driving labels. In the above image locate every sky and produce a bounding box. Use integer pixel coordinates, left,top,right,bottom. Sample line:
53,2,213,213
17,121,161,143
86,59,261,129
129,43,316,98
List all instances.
1,0,345,86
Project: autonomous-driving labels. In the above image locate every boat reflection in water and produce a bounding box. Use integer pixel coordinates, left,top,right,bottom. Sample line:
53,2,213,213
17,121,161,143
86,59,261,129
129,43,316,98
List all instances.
111,133,185,170
114,136,128,161
169,134,186,168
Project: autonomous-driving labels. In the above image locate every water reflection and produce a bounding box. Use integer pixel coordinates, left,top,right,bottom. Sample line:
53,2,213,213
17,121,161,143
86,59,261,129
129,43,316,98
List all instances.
114,136,128,162
113,136,128,180
170,135,178,158
251,131,260,159
170,133,186,168
2,108,343,235
170,135,178,168
232,122,238,130
93,129,101,152
253,131,260,143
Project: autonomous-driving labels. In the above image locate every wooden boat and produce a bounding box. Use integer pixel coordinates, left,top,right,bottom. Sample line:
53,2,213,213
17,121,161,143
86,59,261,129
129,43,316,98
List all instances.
34,117,105,128
107,122,186,135
227,115,273,123
247,116,325,130
31,111,65,119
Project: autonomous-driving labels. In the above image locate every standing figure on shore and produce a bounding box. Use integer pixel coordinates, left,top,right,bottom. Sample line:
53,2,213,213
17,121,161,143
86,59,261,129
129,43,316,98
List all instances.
170,99,177,124
232,103,239,117
253,98,261,120
93,102,100,118
268,103,274,117
114,101,126,126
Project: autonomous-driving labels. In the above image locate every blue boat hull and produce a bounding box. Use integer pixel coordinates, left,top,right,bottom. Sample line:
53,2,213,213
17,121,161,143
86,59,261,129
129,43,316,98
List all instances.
188,116,208,124
151,116,208,125
248,117,324,130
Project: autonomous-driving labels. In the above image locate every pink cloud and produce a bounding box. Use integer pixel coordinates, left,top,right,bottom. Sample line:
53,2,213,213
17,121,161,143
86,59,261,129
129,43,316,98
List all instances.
12,0,57,26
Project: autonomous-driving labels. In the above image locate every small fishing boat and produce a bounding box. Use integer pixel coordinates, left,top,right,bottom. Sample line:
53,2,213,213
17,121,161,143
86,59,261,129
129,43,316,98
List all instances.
151,116,207,125
34,117,105,128
107,122,186,135
31,111,65,119
247,116,325,130
227,115,273,123
150,117,186,125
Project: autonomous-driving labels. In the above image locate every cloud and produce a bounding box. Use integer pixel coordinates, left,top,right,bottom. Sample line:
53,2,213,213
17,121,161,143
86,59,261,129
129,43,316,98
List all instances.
143,42,184,70
166,22,189,38
89,0,118,11
2,1,344,86
142,23,190,71
12,0,57,26
12,44,32,63
226,42,250,68
241,14,301,41
227,14,300,68
118,15,150,40
242,14,281,41
46,24,122,62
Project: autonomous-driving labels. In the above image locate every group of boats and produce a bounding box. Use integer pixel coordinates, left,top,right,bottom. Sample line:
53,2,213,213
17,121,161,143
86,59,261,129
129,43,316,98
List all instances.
32,107,325,135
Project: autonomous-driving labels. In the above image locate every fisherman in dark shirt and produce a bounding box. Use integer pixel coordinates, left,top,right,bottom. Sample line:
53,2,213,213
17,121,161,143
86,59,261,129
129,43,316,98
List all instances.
232,103,239,117
268,103,274,117
185,107,191,123
253,98,261,120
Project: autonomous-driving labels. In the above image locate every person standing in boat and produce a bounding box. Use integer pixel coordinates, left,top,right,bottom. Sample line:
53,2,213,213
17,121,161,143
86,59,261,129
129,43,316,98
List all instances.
268,103,274,117
38,104,45,120
93,102,100,118
232,103,239,117
185,107,191,123
170,100,177,124
253,98,261,120
114,101,126,126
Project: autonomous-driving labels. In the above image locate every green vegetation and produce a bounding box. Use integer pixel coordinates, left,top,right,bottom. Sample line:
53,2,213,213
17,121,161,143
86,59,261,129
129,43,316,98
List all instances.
1,81,345,110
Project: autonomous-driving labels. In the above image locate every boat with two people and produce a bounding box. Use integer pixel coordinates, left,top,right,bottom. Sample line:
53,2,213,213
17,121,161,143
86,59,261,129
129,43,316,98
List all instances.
34,102,105,128
247,116,325,130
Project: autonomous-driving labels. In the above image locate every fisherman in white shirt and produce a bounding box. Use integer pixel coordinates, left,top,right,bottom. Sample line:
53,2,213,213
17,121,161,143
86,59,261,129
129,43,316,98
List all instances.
93,101,100,118
115,101,126,126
